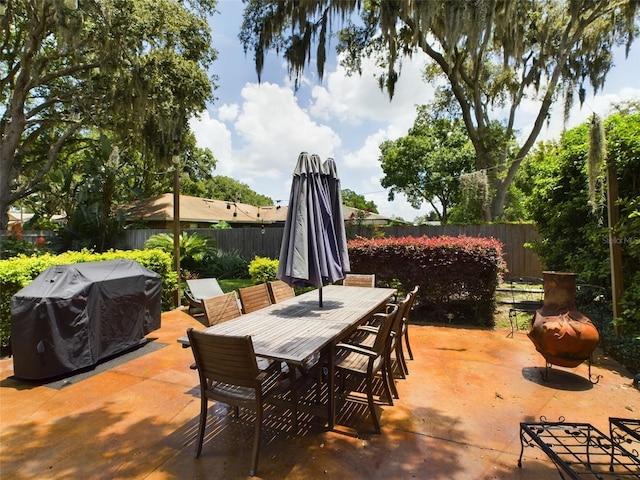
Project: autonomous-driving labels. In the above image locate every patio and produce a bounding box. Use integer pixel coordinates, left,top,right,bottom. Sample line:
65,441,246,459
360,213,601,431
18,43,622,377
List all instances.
1,309,637,479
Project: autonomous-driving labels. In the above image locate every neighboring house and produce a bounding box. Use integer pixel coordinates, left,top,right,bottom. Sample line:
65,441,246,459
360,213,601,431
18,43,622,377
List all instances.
120,193,401,229
7,210,66,227
120,194,288,229
342,206,403,226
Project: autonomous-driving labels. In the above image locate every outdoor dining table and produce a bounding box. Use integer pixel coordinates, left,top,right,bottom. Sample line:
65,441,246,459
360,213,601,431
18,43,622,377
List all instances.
178,284,397,429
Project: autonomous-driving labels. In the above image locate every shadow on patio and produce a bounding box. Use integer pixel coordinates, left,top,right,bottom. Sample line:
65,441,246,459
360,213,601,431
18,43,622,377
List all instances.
1,309,637,479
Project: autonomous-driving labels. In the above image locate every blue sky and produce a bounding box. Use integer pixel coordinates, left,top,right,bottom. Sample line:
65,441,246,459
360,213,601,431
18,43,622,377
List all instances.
190,0,640,221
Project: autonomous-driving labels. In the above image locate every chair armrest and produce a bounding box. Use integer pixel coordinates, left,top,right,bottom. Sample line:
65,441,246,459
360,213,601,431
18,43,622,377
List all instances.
336,342,377,357
367,311,387,327
357,325,379,334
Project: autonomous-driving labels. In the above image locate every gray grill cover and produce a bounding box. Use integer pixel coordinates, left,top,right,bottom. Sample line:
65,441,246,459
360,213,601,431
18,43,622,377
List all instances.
11,259,161,380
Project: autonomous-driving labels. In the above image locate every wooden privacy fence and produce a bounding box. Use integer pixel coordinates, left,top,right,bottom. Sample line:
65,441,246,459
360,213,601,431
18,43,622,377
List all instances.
116,223,544,278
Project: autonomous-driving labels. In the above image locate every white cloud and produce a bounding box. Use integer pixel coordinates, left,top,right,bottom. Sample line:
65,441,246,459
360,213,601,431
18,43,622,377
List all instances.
309,52,433,129
234,81,341,166
341,130,432,221
194,82,343,199
189,113,234,176
343,129,388,169
218,103,239,123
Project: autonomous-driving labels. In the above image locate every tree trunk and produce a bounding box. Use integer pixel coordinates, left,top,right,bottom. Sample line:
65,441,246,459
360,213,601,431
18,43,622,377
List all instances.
0,105,25,231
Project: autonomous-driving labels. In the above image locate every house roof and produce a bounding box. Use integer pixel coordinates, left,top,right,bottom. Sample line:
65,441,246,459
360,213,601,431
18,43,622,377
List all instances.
342,206,403,225
7,211,66,225
121,194,287,225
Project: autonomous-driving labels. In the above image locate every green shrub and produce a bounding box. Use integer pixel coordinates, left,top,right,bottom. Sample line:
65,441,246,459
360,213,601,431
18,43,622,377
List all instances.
348,235,506,326
0,249,177,352
600,319,640,374
614,271,640,334
248,256,279,284
199,249,251,279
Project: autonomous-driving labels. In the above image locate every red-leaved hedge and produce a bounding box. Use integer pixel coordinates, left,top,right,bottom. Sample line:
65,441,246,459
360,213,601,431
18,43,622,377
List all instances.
347,235,507,325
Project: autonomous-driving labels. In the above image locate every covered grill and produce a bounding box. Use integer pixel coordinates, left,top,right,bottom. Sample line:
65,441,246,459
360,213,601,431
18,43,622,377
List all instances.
11,259,161,380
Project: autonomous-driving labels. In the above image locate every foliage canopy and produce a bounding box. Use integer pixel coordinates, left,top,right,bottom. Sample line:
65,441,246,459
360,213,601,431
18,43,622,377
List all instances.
1,0,218,229
378,105,476,223
527,106,640,329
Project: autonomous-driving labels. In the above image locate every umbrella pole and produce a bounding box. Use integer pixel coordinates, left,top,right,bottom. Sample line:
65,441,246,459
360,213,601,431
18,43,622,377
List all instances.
319,287,323,308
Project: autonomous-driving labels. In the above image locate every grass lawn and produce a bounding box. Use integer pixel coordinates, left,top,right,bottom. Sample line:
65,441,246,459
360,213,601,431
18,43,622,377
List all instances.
218,278,254,292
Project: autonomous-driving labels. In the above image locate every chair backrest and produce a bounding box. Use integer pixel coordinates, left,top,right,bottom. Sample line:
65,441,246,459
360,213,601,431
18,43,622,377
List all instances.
268,280,295,304
187,328,260,389
370,304,399,355
238,283,273,314
405,285,419,321
575,282,608,319
509,277,544,303
575,282,606,307
202,292,242,326
387,294,411,347
343,274,375,288
186,278,224,300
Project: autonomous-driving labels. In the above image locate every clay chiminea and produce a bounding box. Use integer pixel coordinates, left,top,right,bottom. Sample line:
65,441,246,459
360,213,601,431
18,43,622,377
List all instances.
527,271,600,370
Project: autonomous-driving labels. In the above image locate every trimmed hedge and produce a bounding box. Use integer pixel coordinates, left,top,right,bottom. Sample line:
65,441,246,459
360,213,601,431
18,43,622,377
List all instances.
348,235,507,325
0,249,177,351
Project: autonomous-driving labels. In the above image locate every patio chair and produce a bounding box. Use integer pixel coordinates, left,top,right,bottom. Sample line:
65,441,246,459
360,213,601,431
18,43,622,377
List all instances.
333,303,399,433
238,283,273,314
202,292,242,326
345,293,411,399
200,294,275,372
401,285,420,364
268,280,295,304
342,273,376,287
187,328,288,477
184,278,224,316
575,282,609,351
506,277,543,336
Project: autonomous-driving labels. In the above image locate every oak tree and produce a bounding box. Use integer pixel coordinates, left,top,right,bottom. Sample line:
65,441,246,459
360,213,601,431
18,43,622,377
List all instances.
0,0,217,229
379,104,476,223
240,0,639,220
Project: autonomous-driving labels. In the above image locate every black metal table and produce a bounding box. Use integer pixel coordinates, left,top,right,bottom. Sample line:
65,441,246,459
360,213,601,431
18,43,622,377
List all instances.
611,418,640,462
519,417,640,479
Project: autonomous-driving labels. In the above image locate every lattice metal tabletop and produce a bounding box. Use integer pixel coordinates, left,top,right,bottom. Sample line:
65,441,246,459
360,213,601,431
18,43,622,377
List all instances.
519,417,640,479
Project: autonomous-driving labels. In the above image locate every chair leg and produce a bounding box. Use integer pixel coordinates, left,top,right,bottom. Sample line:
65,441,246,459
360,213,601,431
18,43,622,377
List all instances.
387,361,399,400
366,376,381,434
381,364,394,406
194,397,208,458
400,346,409,375
395,342,408,377
404,329,414,360
385,350,399,400
249,407,262,477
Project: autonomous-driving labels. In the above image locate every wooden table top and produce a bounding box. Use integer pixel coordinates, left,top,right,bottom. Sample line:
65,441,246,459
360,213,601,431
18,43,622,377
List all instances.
178,285,396,365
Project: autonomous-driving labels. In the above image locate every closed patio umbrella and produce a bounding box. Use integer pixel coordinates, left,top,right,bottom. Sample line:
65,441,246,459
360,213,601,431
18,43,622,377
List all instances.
323,157,350,275
277,152,350,306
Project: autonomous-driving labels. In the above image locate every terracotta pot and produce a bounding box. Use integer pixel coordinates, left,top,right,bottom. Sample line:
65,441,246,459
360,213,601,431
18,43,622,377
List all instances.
527,271,600,368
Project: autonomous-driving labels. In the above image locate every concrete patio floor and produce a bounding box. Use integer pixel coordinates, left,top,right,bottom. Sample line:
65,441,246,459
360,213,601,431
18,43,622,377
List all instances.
1,309,637,479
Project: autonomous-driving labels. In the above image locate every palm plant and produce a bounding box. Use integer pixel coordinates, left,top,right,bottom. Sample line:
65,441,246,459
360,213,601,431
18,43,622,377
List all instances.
144,232,216,273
